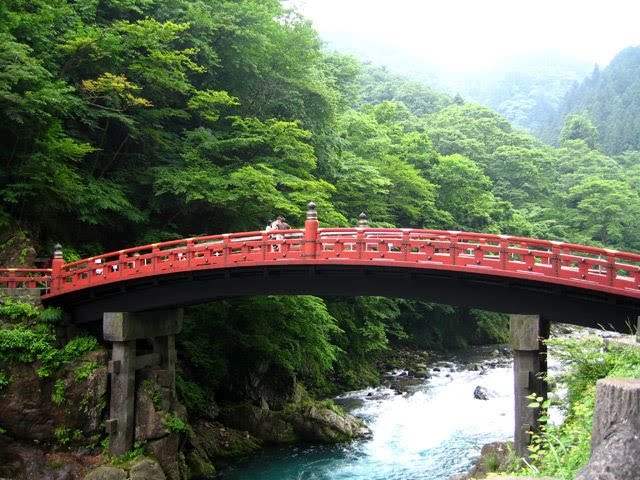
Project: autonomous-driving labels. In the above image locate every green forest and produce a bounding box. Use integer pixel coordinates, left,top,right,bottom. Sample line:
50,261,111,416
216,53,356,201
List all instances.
2,1,640,472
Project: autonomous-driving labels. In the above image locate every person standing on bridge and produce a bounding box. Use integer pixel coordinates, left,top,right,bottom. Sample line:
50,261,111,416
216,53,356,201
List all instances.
267,218,281,251
265,219,276,235
94,258,103,275
276,216,290,231
272,216,289,249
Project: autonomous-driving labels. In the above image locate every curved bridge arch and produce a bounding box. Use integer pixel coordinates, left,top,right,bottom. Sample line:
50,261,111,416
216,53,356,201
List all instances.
27,215,640,329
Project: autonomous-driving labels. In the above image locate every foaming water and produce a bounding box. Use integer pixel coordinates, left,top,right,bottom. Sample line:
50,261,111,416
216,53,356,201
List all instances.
215,352,514,480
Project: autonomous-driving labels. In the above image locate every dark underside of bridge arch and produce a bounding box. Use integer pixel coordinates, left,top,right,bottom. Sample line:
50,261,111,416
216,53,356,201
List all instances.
45,264,640,332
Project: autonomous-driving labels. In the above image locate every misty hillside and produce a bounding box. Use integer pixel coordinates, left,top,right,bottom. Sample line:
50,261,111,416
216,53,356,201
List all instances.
540,45,640,155
457,53,592,135
318,30,593,136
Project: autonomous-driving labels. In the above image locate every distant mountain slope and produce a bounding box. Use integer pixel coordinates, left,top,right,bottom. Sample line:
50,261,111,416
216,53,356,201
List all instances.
317,30,591,136
458,53,591,135
541,46,640,154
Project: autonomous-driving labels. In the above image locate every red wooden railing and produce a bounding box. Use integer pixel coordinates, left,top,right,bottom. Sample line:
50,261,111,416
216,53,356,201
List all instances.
0,268,52,291
25,225,639,300
3,206,640,302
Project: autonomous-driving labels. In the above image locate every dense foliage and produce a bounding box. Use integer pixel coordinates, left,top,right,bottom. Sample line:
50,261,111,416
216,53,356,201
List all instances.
2,0,639,415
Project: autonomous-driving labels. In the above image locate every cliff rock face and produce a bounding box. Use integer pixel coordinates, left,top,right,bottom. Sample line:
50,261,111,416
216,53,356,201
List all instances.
225,361,298,410
0,348,108,442
0,435,104,480
0,232,38,268
136,368,179,441
0,348,108,479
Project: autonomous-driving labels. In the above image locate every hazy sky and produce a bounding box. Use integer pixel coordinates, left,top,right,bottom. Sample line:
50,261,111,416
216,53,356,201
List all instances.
288,0,640,71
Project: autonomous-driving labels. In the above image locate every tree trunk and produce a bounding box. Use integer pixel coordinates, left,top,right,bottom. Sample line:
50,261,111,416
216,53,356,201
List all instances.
575,377,640,480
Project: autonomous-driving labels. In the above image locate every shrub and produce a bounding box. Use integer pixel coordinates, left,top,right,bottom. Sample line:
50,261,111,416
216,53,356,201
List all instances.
176,375,209,416
51,379,66,405
0,299,39,320
0,323,99,379
163,413,193,436
74,361,98,381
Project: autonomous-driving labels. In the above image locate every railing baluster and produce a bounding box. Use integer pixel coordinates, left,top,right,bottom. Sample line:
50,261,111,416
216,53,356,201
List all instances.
607,255,616,286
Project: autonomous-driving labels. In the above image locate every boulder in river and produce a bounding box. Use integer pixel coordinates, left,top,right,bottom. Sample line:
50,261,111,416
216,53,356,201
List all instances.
219,400,369,444
84,466,127,480
83,458,167,480
473,385,490,400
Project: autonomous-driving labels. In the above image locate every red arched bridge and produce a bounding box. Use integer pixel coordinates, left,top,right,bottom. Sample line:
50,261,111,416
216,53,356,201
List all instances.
2,204,640,328
4,203,640,458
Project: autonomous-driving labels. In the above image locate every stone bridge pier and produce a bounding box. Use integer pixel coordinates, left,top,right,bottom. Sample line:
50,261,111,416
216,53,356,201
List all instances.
509,313,550,460
103,309,183,456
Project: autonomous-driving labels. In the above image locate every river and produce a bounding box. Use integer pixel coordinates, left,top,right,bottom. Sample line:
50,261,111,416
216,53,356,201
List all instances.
214,347,514,479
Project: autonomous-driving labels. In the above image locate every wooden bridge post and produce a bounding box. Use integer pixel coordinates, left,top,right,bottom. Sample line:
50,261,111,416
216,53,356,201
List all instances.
103,309,183,456
303,202,318,258
509,314,550,460
150,333,178,402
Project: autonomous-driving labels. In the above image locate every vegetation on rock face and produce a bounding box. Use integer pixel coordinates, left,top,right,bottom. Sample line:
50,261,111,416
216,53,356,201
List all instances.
0,301,98,380
0,300,108,471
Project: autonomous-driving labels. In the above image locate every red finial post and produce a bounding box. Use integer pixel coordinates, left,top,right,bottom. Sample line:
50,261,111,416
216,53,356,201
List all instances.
303,202,318,258
51,243,64,292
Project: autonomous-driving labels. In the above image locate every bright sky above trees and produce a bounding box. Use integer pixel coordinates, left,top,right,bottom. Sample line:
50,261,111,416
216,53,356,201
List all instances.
288,0,640,71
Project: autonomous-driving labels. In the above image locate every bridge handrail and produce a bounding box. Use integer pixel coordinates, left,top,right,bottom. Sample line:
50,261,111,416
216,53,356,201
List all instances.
11,227,636,300
0,268,52,291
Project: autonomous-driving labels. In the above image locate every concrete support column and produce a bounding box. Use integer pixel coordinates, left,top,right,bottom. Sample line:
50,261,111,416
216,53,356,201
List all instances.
107,340,136,456
151,334,177,401
104,309,183,456
509,314,550,460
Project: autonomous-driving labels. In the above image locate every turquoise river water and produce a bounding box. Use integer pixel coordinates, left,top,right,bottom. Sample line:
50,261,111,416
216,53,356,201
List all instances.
213,351,514,480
